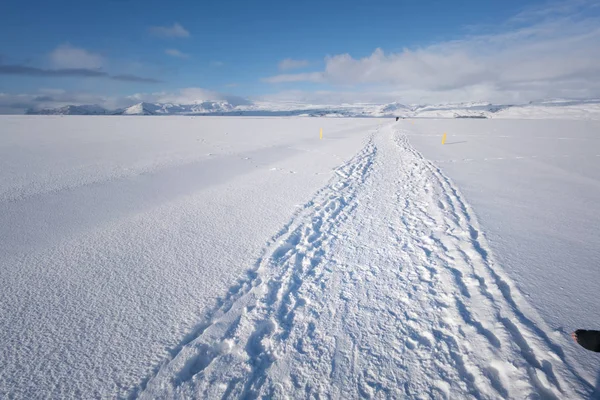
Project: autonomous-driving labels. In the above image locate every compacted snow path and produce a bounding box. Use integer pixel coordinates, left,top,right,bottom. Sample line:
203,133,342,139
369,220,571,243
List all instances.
139,124,592,399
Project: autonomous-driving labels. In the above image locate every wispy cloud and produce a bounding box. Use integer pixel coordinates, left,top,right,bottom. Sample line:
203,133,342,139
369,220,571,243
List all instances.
111,74,162,83
0,65,162,83
210,61,224,67
165,49,189,58
278,58,309,71
0,65,107,77
262,72,323,84
149,23,190,38
50,44,104,69
508,0,595,24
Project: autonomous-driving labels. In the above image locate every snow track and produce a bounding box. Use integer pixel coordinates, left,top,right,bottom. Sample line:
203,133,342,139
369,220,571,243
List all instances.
138,124,592,399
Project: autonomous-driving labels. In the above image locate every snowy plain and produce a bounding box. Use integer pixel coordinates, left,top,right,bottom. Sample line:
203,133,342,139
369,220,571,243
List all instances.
0,116,379,398
0,115,599,398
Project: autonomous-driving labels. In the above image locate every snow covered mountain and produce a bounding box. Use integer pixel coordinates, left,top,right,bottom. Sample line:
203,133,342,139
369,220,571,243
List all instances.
117,101,236,115
408,102,509,118
120,102,159,115
26,104,108,115
26,99,600,119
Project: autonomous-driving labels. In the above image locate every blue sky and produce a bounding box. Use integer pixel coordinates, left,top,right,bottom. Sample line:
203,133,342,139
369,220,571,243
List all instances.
1,0,599,111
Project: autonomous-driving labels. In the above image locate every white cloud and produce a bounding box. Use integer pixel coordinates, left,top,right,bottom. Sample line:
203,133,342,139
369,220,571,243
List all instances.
50,44,104,69
210,61,224,67
149,23,190,38
262,5,600,103
165,49,189,58
257,90,397,105
278,58,309,71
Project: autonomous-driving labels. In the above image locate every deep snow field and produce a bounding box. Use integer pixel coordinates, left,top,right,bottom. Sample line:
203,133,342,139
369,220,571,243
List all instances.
1,116,599,399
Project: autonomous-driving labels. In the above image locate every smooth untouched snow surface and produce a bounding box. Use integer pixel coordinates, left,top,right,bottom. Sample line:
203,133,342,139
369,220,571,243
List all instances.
0,116,598,398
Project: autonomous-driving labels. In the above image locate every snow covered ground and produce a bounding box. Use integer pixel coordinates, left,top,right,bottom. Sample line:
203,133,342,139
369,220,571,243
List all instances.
0,116,379,398
407,119,600,379
0,116,598,398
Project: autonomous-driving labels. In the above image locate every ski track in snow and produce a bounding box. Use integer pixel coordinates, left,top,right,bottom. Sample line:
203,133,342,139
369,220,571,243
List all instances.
136,124,592,399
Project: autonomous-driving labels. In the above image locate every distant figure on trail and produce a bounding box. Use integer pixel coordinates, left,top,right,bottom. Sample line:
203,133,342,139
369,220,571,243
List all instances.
396,117,399,121
571,330,600,352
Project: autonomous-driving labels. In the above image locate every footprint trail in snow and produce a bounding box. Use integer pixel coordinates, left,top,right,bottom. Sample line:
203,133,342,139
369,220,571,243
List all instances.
139,124,593,399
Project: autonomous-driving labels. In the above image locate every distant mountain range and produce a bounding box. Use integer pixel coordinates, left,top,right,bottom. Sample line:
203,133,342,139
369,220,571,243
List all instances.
27,102,238,116
26,99,600,119
29,104,110,115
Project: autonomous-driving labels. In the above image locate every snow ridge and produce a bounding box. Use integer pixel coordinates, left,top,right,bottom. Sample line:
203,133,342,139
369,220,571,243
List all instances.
136,124,591,398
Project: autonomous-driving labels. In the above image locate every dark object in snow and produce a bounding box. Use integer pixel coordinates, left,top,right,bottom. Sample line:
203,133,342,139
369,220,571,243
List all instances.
571,330,600,352
396,117,399,121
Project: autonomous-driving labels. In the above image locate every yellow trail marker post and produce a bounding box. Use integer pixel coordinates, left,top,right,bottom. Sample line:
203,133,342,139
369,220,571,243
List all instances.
442,132,447,145
320,128,323,140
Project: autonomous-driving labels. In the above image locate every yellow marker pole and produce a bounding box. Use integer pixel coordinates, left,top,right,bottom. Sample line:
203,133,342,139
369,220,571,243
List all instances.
320,128,323,140
442,132,447,145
